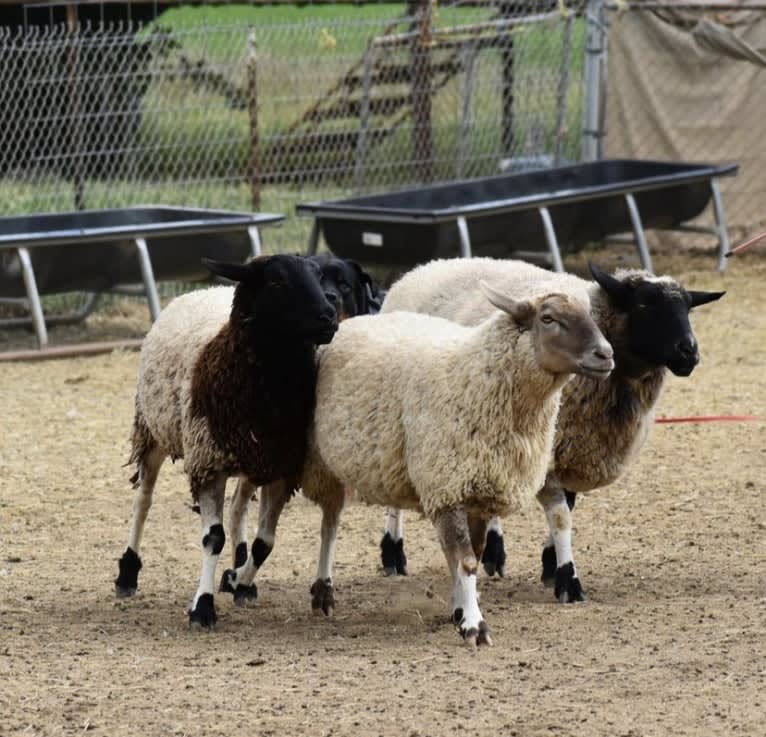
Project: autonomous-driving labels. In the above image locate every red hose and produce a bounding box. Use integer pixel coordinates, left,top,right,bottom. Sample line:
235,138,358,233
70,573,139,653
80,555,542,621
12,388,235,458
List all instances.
726,230,766,257
656,415,763,424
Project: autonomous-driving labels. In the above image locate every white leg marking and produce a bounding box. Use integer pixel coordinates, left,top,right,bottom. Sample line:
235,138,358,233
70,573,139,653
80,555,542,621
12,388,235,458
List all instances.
190,477,226,612
126,447,165,554
316,514,338,582
544,496,575,574
384,507,404,541
232,480,286,588
229,477,253,560
487,516,503,536
452,562,483,632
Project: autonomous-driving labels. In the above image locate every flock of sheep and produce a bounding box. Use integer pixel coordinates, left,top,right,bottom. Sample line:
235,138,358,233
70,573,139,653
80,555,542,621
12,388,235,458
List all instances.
114,251,724,648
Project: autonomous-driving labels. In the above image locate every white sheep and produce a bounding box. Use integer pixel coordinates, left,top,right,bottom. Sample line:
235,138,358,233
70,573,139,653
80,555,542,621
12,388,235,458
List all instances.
114,255,337,629
297,281,613,646
378,258,725,601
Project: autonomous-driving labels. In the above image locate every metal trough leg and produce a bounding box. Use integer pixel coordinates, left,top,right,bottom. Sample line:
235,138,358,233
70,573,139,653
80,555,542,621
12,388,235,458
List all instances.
456,216,472,258
16,246,48,347
134,237,161,322
625,193,653,273
306,219,321,256
710,179,731,272
538,207,564,273
248,226,262,259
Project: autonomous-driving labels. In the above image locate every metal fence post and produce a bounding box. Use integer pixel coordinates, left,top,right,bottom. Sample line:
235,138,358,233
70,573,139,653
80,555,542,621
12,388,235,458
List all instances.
582,0,606,161
409,0,434,183
247,27,260,211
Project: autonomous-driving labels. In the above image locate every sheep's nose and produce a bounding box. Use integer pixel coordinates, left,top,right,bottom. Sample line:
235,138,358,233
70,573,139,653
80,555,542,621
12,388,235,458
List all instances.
593,341,614,362
593,343,614,361
676,335,697,359
319,308,336,325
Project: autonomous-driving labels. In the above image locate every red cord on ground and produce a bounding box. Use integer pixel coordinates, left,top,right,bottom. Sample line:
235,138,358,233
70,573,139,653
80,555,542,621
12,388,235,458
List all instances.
655,415,763,424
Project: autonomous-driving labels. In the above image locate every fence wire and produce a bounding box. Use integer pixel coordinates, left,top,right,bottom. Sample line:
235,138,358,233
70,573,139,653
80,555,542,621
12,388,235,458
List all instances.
0,3,588,328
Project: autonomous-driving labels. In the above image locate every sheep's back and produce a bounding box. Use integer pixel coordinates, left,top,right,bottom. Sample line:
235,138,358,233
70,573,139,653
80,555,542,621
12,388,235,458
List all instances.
136,286,233,458
383,257,590,324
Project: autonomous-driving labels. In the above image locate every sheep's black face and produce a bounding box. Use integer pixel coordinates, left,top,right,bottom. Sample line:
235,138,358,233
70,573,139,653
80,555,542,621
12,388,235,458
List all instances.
308,253,383,321
202,254,338,345
589,263,724,377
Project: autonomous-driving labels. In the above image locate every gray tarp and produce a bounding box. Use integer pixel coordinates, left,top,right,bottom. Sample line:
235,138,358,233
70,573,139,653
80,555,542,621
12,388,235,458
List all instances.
606,9,766,242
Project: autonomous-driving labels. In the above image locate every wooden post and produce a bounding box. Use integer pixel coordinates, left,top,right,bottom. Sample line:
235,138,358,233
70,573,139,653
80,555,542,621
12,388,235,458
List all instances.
247,27,261,211
499,2,515,157
67,3,85,210
409,0,433,183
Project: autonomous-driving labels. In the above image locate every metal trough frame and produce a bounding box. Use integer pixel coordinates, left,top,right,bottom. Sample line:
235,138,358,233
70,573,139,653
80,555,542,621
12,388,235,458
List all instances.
300,160,737,274
0,207,284,348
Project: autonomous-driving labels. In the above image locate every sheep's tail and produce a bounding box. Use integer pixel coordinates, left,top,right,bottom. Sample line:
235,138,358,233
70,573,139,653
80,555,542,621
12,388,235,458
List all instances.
126,402,156,489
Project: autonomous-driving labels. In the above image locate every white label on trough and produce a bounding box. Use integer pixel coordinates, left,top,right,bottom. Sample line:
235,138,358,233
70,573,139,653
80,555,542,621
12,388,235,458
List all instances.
362,231,383,247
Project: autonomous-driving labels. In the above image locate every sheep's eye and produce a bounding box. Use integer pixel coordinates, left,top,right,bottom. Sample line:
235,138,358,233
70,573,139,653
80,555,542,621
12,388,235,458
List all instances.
270,281,286,289
339,281,351,294
541,314,555,325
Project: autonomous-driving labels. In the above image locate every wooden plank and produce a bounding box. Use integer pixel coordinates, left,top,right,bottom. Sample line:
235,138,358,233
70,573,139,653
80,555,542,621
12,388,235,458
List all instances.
0,338,142,363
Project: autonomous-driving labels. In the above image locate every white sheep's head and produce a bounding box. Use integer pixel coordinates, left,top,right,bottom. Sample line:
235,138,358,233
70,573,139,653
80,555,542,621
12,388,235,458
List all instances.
479,281,614,380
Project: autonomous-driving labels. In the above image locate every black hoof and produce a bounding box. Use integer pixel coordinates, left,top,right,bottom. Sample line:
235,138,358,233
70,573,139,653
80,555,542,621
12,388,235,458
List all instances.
233,584,258,607
219,569,237,594
189,593,217,630
462,621,493,648
310,578,335,616
115,547,142,597
380,533,408,576
541,545,557,587
554,562,586,603
481,529,506,578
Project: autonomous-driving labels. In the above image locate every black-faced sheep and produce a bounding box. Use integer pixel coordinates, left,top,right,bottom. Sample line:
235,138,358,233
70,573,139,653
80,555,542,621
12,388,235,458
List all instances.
219,254,384,605
378,258,724,602
296,282,613,647
114,254,337,629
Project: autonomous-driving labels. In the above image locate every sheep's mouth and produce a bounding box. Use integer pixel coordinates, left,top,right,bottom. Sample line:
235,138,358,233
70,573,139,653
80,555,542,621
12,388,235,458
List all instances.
578,360,614,379
313,326,338,345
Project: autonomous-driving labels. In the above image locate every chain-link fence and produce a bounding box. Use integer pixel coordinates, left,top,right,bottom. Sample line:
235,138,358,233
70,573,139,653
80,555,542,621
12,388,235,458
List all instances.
0,1,591,342
0,3,586,237
11,1,764,345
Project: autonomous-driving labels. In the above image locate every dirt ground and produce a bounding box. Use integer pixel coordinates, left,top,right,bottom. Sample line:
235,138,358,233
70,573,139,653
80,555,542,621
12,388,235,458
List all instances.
1,248,765,737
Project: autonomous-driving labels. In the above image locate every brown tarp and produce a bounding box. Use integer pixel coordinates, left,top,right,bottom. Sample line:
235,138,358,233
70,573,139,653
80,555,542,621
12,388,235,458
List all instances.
605,8,766,245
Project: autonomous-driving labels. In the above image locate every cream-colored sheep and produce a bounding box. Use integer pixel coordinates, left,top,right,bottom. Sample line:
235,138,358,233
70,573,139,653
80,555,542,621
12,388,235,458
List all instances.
379,258,724,602
299,282,613,647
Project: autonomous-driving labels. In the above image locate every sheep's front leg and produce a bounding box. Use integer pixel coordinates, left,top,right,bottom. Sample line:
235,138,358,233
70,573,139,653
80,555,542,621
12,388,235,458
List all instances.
220,479,290,606
537,482,584,603
380,508,408,576
189,474,227,630
115,444,166,597
310,500,343,616
435,507,492,648
228,477,254,570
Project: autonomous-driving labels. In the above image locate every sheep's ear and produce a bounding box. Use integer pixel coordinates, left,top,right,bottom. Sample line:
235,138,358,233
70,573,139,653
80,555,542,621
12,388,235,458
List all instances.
479,280,535,329
202,257,268,284
688,290,725,309
589,262,631,311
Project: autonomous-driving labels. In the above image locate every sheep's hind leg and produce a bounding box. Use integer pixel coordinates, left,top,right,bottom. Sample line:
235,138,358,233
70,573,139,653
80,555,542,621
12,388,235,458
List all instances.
481,517,507,578
220,479,290,607
310,500,344,616
380,508,408,576
435,507,492,648
538,485,584,603
115,444,166,597
189,474,227,630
